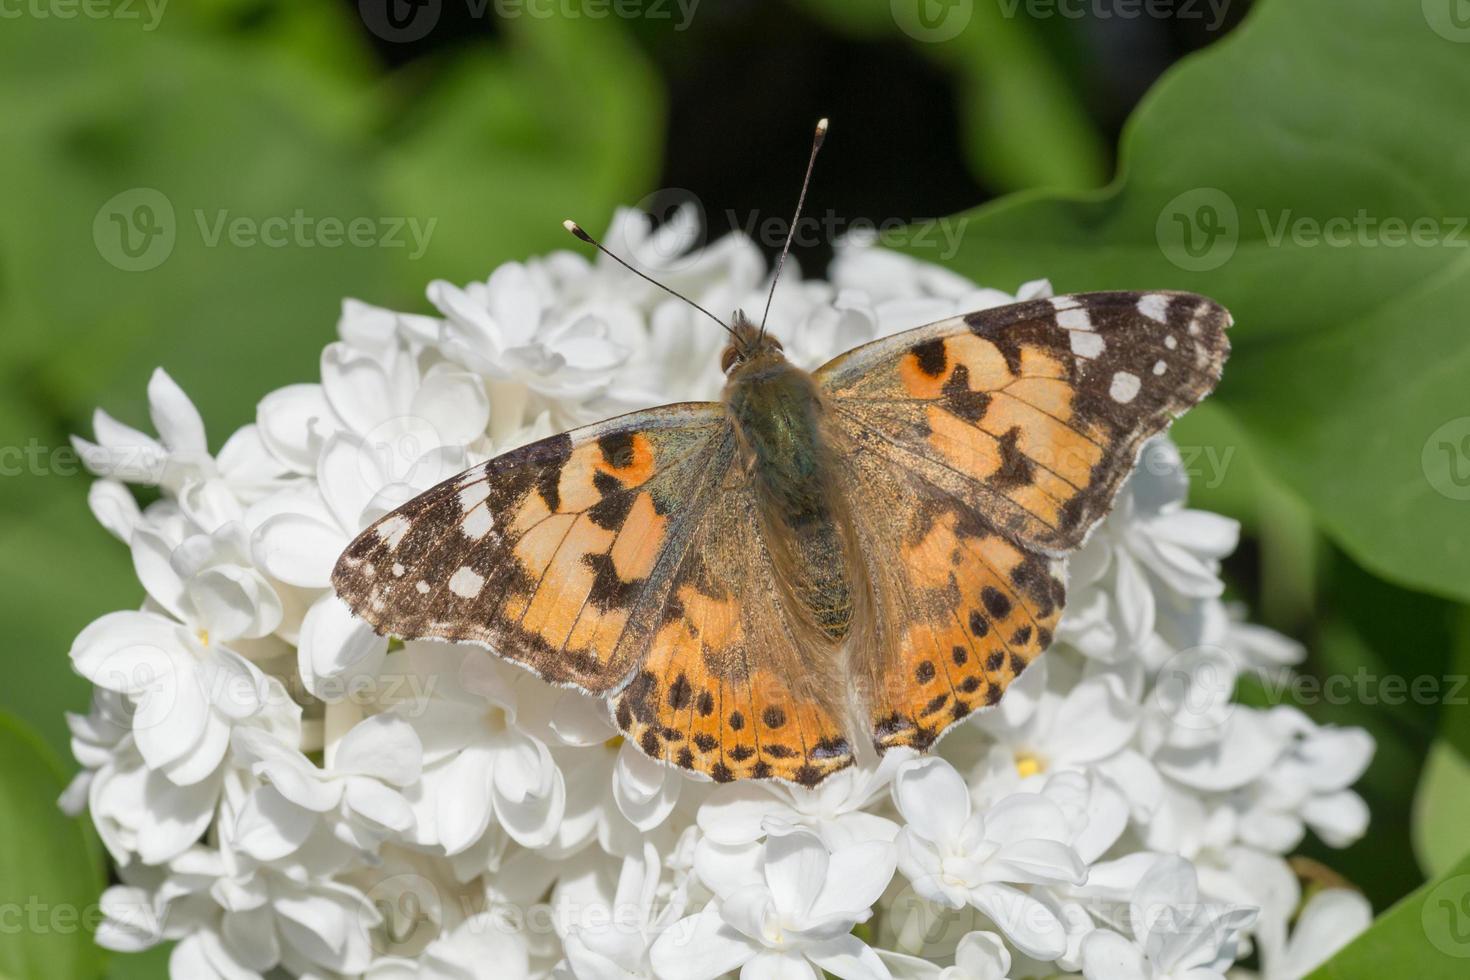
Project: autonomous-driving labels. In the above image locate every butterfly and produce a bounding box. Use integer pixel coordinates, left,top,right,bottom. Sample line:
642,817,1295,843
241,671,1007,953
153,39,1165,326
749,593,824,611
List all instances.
331,122,1231,788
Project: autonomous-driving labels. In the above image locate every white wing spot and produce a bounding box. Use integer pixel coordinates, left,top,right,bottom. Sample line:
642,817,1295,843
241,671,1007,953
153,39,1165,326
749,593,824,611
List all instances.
449,566,485,599
1110,372,1141,403
392,563,405,577
462,505,494,541
1050,296,1080,311
1153,360,1168,375
1057,308,1092,331
458,482,490,512
1165,334,1179,350
1070,331,1106,359
416,581,431,595
1138,294,1170,324
377,515,411,550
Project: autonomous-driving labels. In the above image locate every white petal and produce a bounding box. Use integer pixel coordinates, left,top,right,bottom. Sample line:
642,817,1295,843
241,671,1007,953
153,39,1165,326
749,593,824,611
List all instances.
234,785,315,861
1080,929,1146,980
892,758,970,844
130,526,188,622
344,777,414,832
256,383,337,474
969,883,1067,961
87,479,142,543
334,713,422,785
614,742,680,831
651,903,756,980
807,933,892,980
148,368,208,454
741,950,820,980
433,748,495,854
809,840,897,923
763,828,830,923
251,511,343,588
699,783,788,846
299,595,388,699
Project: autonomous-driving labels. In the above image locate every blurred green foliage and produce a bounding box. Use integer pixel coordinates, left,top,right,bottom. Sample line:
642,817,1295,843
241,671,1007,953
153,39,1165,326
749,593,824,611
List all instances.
1,0,1467,975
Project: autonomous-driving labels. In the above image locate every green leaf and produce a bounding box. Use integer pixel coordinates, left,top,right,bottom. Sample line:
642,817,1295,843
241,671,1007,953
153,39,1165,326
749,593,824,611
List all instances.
379,6,664,290
0,713,107,980
1414,741,1470,881
915,0,1470,602
1308,848,1470,979
1412,610,1470,878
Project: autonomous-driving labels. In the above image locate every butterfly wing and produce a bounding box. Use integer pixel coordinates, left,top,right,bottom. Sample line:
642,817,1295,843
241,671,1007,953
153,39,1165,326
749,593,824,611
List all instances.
609,473,855,786
333,402,856,784
332,403,730,692
816,290,1230,751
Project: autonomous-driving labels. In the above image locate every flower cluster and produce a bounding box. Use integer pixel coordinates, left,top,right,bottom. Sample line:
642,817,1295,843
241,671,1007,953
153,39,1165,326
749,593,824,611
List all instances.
66,208,1375,979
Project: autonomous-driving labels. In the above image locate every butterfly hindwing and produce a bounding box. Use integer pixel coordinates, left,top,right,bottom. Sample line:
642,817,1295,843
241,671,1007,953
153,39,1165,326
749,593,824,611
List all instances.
818,290,1229,751
611,475,855,786
332,403,730,692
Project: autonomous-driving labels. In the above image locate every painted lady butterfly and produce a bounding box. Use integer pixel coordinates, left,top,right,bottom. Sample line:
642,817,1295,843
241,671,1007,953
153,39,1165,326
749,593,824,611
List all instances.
333,121,1230,786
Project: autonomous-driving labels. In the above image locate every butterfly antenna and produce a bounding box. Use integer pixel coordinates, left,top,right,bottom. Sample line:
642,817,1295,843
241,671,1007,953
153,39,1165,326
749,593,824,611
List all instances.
758,117,829,341
562,220,742,348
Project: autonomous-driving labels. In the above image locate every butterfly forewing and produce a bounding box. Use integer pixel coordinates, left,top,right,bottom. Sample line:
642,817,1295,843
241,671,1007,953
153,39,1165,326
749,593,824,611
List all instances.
332,404,729,692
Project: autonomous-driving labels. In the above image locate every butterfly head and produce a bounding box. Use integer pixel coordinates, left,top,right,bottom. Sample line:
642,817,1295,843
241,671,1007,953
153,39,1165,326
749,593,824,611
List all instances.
721,311,786,375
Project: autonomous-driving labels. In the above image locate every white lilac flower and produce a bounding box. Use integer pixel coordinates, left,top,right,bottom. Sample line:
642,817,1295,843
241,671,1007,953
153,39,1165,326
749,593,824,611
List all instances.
1227,707,1374,851
1061,439,1239,663
1081,856,1256,980
73,368,288,502
879,930,1015,980
652,826,896,980
551,842,688,980
892,757,1087,960
60,212,1379,979
392,647,567,858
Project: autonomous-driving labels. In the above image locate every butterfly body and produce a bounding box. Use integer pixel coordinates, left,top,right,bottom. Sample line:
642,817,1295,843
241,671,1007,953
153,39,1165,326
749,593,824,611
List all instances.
334,291,1231,786
723,322,857,645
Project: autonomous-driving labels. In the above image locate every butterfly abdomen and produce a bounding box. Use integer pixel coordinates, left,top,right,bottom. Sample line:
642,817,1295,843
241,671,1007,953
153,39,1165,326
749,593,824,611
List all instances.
725,356,855,643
